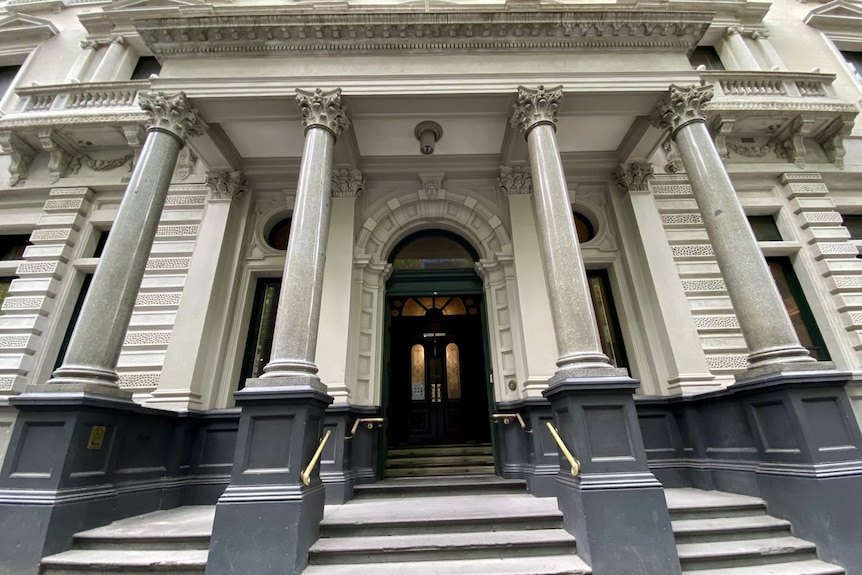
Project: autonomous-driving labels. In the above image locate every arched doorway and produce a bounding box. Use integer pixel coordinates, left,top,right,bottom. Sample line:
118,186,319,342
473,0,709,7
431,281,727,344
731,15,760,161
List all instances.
383,231,492,447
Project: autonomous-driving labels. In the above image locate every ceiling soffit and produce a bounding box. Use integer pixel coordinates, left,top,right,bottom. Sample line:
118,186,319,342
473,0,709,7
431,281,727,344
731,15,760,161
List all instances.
132,10,714,57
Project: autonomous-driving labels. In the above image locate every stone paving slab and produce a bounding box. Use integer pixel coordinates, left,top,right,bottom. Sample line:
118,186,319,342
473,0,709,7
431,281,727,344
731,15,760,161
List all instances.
303,554,591,575
75,506,215,539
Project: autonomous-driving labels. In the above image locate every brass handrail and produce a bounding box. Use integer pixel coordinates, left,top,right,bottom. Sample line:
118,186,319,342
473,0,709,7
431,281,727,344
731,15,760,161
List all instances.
491,413,532,433
545,422,580,476
301,430,332,486
345,417,384,440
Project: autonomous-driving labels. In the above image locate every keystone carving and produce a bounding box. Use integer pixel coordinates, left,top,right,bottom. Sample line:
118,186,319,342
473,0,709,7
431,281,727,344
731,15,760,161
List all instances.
206,170,248,201
139,91,206,143
331,168,364,198
296,88,350,137
511,85,563,135
497,165,532,195
651,84,714,137
613,162,654,192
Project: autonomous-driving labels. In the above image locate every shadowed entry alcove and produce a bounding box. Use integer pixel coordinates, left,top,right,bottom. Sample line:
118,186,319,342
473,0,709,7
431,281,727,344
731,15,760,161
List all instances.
384,231,493,448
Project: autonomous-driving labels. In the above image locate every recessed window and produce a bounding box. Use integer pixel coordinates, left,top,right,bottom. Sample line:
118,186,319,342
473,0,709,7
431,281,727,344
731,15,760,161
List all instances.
689,46,725,71
841,214,862,240
0,234,30,260
574,212,595,243
841,51,862,84
0,65,21,101
267,217,292,251
0,276,15,307
54,274,94,370
93,230,109,258
239,278,282,386
747,216,782,242
586,270,628,369
766,257,830,361
130,56,161,81
390,231,476,270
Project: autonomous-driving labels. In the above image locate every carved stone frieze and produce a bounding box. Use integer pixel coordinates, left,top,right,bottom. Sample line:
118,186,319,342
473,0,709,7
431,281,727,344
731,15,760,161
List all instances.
37,129,80,183
139,91,206,142
0,130,37,186
206,170,248,201
331,168,364,198
726,141,775,158
497,165,532,195
511,85,563,135
613,162,654,192
651,84,714,137
83,152,134,171
296,88,350,137
133,12,712,57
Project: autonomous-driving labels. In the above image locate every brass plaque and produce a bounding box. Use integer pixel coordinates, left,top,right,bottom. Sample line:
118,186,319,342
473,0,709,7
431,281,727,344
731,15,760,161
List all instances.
87,426,107,450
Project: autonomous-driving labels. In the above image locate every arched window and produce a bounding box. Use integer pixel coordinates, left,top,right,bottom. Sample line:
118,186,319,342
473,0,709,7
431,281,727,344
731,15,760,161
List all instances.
573,212,595,243
390,231,477,270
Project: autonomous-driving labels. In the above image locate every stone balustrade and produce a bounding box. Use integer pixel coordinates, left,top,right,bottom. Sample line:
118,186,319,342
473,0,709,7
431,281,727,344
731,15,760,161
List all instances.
703,71,835,99
15,80,149,113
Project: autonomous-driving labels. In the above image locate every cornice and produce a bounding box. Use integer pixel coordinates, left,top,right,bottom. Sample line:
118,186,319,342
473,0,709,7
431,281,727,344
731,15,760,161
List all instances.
133,10,713,57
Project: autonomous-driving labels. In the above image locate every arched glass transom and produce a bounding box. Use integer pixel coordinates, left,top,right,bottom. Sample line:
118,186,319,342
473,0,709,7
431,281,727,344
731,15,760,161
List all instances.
390,231,477,270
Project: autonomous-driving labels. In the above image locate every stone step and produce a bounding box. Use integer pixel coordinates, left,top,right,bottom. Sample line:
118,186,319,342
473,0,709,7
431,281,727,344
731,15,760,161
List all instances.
387,445,493,458
683,559,846,575
353,475,526,499
666,488,768,521
672,515,793,543
677,537,819,571
39,549,207,574
310,528,576,564
385,454,495,468
320,493,563,537
302,554,591,575
384,465,493,478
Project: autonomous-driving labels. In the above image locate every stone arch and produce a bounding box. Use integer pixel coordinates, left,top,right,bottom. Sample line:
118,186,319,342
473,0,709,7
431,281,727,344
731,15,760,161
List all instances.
347,189,525,408
355,190,513,263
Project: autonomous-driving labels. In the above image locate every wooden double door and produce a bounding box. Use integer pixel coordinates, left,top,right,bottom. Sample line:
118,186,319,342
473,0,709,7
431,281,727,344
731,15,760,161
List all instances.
387,295,491,446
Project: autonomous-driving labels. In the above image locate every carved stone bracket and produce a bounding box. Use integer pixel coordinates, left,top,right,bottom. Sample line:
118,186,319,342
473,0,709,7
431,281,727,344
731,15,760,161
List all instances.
121,124,145,168
331,168,364,198
662,137,684,174
651,84,714,137
37,129,80,184
497,165,532,195
613,162,654,192
139,91,206,143
206,170,248,201
0,130,37,186
511,85,563,136
296,88,350,137
817,117,853,169
175,146,197,180
778,115,816,169
714,118,736,163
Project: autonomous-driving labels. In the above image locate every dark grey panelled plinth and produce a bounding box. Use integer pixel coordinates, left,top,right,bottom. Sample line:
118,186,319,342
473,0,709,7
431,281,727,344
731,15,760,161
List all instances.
347,406,380,485
207,382,333,575
544,378,681,575
637,369,862,575
495,398,558,496
320,406,381,503
0,393,198,575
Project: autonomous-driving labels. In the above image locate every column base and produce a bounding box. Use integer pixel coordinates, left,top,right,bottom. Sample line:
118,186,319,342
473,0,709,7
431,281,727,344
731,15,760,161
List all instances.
206,378,333,575
142,388,203,411
25,382,132,401
544,376,681,575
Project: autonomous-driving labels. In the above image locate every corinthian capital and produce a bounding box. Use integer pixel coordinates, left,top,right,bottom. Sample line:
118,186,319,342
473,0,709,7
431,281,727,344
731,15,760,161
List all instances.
511,85,563,136
296,88,350,137
497,165,532,195
206,170,248,201
725,25,744,37
331,168,364,198
651,84,714,138
139,92,206,143
613,162,654,192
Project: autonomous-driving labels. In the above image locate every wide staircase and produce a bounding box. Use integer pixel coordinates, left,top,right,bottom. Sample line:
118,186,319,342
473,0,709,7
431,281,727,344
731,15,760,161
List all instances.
38,477,846,574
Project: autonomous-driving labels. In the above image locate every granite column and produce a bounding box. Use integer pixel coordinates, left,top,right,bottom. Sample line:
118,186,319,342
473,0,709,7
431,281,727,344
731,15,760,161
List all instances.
652,84,814,369
207,88,346,575
513,86,681,575
45,92,205,396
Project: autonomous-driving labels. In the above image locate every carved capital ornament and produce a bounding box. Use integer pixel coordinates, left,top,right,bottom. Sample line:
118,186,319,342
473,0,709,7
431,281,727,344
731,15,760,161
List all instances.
511,85,563,137
497,165,532,195
651,84,714,139
331,168,364,198
139,91,206,144
613,162,654,192
296,88,350,137
206,170,248,201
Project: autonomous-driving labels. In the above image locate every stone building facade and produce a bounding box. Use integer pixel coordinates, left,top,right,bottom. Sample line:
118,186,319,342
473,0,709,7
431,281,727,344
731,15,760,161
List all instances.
0,0,861,573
